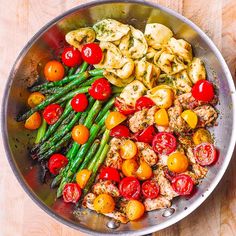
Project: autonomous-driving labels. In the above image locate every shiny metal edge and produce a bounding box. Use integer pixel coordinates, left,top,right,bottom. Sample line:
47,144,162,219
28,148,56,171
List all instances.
1,0,236,235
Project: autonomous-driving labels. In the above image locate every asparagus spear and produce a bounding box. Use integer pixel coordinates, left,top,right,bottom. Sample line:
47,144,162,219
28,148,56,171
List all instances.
35,119,47,144
82,144,110,197
56,111,109,197
17,69,103,121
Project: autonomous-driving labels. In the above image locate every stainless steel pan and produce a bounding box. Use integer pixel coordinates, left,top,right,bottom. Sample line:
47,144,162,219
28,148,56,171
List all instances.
2,1,236,235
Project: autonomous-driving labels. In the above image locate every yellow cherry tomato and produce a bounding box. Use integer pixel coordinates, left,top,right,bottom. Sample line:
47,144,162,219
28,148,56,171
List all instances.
94,194,115,214
147,85,174,109
193,128,212,145
27,92,45,108
126,200,145,221
120,140,137,159
76,169,92,189
181,110,198,129
167,152,189,173
72,124,90,144
24,112,42,130
105,111,127,130
136,161,153,180
154,108,169,126
122,159,138,177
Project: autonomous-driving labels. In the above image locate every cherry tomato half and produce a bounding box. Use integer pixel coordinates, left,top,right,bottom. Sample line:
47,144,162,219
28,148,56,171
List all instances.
44,60,65,81
43,104,63,125
110,125,130,138
24,112,42,130
71,93,88,112
133,125,156,144
119,177,141,200
62,183,82,203
61,46,82,67
27,92,45,108
114,97,135,115
152,132,177,155
192,80,214,102
194,143,217,166
48,154,68,175
88,78,112,101
135,96,155,111
171,174,194,195
105,111,127,130
99,167,120,182
81,43,103,64
142,180,160,199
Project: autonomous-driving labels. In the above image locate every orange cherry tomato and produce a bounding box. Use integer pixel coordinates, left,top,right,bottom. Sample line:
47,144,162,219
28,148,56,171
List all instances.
126,200,145,221
44,60,65,81
76,169,92,189
136,161,153,180
27,92,45,108
105,111,127,130
122,159,138,177
72,124,90,144
120,140,137,159
24,112,42,130
167,152,189,173
94,194,115,214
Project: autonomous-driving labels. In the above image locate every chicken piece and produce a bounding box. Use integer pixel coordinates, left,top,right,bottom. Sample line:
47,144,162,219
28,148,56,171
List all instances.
168,100,190,133
177,92,218,110
185,147,196,163
157,154,168,166
136,142,158,166
116,198,129,214
105,138,123,170
153,170,179,200
178,135,194,149
144,196,171,211
194,105,218,127
155,125,171,133
192,163,208,179
92,180,120,198
82,193,128,223
128,106,158,133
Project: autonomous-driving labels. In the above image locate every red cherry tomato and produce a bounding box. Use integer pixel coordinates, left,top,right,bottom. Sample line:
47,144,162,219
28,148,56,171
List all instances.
81,43,103,64
133,125,156,144
152,132,177,155
171,174,194,195
62,183,82,203
142,180,160,199
61,47,82,67
71,94,88,112
88,78,112,101
99,167,120,182
114,97,135,115
194,143,217,166
48,154,68,175
135,96,155,111
43,104,63,125
192,80,214,102
119,177,141,200
110,125,130,138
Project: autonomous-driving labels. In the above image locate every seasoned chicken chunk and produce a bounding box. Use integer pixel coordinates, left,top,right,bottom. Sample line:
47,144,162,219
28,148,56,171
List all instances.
136,142,158,166
129,106,158,133
153,170,179,200
144,196,171,211
82,193,128,223
192,163,208,179
92,180,120,198
105,138,123,170
177,93,218,110
194,105,218,127
168,100,190,133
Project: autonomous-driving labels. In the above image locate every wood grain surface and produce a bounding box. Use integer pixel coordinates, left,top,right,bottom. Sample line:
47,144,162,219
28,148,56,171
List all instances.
0,0,235,236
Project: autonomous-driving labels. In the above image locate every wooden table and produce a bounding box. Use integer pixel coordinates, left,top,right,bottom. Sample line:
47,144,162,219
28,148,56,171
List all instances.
0,0,235,235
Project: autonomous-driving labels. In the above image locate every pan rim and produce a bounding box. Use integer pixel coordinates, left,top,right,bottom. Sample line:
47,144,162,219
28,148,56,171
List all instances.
1,0,236,235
